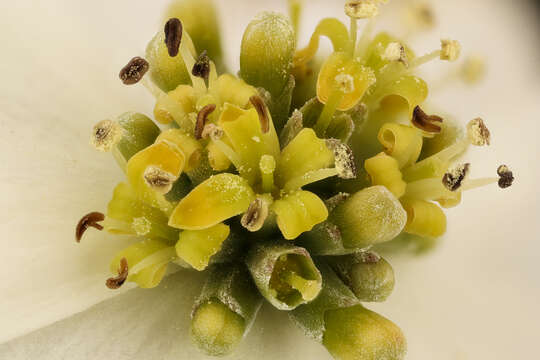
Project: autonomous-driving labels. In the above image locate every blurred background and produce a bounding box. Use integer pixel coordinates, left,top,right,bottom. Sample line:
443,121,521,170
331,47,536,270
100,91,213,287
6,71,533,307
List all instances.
0,0,539,359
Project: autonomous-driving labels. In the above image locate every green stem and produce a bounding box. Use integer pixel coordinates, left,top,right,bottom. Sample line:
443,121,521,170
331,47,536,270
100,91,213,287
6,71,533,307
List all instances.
405,178,453,200
179,32,207,94
355,18,375,61
349,18,358,57
409,49,441,69
210,138,245,173
314,90,344,137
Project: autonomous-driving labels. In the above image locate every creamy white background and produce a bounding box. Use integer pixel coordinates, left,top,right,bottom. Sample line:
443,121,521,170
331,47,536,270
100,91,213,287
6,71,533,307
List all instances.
0,0,539,359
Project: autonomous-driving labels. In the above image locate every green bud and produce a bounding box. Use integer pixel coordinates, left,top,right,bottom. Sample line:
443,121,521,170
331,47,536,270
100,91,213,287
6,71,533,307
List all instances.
91,112,160,171
323,305,406,360
145,31,193,92
299,187,406,255
191,263,262,356
327,252,395,302
246,241,322,310
240,12,296,129
375,232,441,256
290,263,406,360
165,0,225,72
191,301,244,356
331,186,407,249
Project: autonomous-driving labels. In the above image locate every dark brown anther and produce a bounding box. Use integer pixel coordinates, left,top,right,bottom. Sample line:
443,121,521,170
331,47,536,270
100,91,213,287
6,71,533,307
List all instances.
195,104,217,139
106,258,129,289
143,166,177,194
192,50,211,81
412,106,443,133
467,118,491,146
249,95,270,133
442,163,470,191
95,127,108,141
241,198,268,232
497,165,514,189
164,18,183,57
119,57,149,85
76,212,105,242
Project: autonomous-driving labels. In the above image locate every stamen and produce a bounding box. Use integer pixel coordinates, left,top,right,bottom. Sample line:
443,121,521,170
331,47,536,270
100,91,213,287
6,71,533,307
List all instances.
345,0,380,19
467,118,491,146
241,198,269,232
497,165,514,189
326,139,357,179
143,166,177,194
76,212,105,242
195,104,217,140
141,76,166,100
440,39,461,62
106,257,129,289
201,123,223,140
459,177,498,191
288,0,303,40
412,106,443,133
349,17,358,57
119,57,149,85
408,49,441,69
192,50,211,82
314,91,344,136
383,42,409,68
90,120,124,152
405,177,459,202
442,163,470,191
249,95,270,133
209,136,244,172
164,18,183,57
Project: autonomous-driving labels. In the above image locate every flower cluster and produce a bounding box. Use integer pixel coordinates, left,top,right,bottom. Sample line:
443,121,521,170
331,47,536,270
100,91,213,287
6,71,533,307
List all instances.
77,0,513,359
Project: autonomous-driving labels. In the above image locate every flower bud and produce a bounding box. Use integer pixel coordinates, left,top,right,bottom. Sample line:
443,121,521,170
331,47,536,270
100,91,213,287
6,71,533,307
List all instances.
145,30,195,92
247,241,322,310
191,263,262,356
323,305,406,360
331,186,407,249
327,252,395,302
290,262,406,360
166,0,225,71
240,12,296,128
